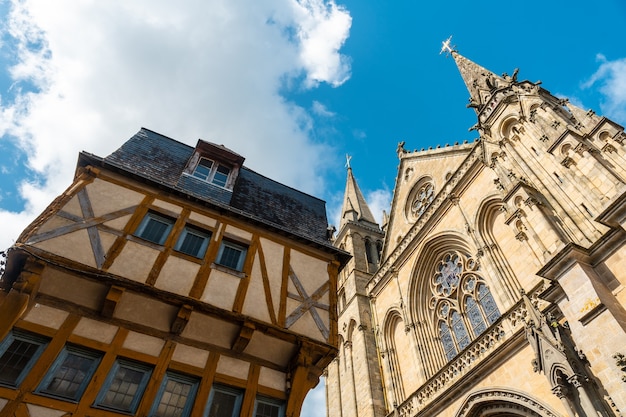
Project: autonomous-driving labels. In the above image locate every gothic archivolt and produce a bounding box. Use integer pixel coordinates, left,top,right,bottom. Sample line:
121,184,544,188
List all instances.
408,235,503,371
454,388,561,417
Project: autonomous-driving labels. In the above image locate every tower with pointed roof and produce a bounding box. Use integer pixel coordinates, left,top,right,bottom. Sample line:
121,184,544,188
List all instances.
328,43,626,417
326,164,386,417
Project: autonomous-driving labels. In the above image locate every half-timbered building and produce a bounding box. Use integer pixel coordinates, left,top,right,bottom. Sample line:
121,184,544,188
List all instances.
0,128,348,417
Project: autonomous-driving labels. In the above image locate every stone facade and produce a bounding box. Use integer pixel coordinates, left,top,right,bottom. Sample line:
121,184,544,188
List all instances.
328,49,626,417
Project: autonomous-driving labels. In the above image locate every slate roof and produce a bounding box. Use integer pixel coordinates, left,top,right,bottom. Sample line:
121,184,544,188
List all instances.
86,128,333,247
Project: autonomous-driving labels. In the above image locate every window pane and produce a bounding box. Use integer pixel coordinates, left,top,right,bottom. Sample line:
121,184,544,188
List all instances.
193,159,213,181
217,241,247,271
40,350,100,400
0,334,45,386
212,165,230,187
466,297,487,336
439,322,456,361
98,362,151,412
177,228,209,258
255,401,282,417
207,387,242,417
451,311,470,350
219,246,241,269
153,374,197,417
141,217,171,244
477,284,500,325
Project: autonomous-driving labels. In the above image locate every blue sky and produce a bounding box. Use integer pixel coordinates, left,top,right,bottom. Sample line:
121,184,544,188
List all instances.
1,0,626,414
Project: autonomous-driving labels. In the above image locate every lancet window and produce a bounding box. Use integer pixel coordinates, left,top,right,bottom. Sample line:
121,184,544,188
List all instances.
429,251,500,361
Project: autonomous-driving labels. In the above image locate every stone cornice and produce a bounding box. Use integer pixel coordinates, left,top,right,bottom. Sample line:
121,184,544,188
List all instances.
537,227,626,280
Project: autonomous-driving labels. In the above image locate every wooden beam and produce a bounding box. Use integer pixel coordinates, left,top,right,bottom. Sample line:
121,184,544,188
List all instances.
171,304,193,335
232,321,255,353
101,285,125,318
0,257,44,341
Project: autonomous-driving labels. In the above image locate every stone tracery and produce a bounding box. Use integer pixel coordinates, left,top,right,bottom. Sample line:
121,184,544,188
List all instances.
429,250,500,360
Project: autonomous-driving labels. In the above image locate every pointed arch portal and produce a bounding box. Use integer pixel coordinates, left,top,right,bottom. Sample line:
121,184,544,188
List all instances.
455,389,560,417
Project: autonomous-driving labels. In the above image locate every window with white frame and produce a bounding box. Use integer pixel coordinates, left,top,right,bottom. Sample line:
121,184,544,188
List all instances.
95,359,152,413
150,371,199,417
192,158,231,188
205,385,243,417
0,330,48,387
175,226,211,258
216,240,248,271
135,212,174,245
36,345,102,401
254,396,284,417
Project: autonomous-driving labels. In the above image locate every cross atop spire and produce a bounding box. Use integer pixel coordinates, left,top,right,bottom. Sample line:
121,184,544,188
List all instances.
440,36,456,56
345,154,352,169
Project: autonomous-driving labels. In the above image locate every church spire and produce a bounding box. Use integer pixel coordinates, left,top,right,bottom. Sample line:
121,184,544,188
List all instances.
441,37,510,110
339,158,378,230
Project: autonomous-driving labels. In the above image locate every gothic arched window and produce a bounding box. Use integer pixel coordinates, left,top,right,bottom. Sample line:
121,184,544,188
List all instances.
429,250,501,361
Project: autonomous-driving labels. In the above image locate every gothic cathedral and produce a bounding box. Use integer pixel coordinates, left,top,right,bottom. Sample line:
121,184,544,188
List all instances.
327,48,626,417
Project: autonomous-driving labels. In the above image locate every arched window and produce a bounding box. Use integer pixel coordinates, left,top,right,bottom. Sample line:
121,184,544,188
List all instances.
365,238,378,265
430,250,500,361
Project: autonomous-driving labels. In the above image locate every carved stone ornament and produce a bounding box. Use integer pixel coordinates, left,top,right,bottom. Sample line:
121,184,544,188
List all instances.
602,143,616,154
561,156,575,168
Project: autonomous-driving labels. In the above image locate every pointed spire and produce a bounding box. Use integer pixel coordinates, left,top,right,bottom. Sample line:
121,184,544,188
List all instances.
522,293,560,348
441,38,508,110
565,101,601,134
339,165,378,230
451,50,507,109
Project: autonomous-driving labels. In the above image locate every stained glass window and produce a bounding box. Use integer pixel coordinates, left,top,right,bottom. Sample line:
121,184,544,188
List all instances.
466,297,487,336
451,311,470,350
409,182,435,220
477,284,500,325
431,250,501,362
439,322,456,361
434,253,462,296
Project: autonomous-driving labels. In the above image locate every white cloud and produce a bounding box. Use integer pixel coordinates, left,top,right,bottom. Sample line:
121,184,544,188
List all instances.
0,0,352,249
312,100,335,117
582,54,626,123
291,0,352,88
366,187,392,226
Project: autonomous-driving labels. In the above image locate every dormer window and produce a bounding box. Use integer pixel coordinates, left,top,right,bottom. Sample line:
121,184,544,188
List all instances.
183,140,245,192
192,158,231,188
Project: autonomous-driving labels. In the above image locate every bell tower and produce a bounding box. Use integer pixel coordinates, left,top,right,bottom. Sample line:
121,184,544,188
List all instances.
325,159,386,417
